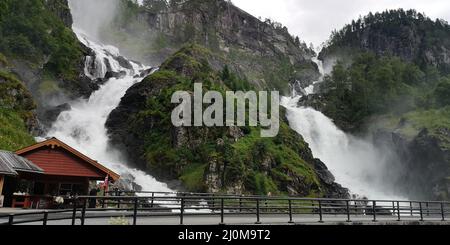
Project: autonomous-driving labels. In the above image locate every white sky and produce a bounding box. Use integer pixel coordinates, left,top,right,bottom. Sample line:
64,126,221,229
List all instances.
233,0,450,47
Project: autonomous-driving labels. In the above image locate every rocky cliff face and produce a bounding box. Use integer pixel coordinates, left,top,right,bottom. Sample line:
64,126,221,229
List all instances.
369,112,450,200
106,44,348,197
44,0,73,27
371,129,450,200
101,0,319,93
319,9,450,73
0,55,37,151
0,0,98,131
298,10,450,200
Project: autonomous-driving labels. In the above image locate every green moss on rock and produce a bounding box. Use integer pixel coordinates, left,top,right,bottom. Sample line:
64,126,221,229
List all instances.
0,71,36,151
0,53,8,67
375,107,450,147
107,45,346,197
0,109,35,151
0,0,92,101
0,0,83,79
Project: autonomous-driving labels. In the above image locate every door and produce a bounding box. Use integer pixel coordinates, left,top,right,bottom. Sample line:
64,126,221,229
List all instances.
2,176,18,207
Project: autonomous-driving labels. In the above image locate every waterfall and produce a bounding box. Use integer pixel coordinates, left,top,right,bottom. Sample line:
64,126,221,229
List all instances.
42,3,172,193
40,1,406,200
281,58,405,200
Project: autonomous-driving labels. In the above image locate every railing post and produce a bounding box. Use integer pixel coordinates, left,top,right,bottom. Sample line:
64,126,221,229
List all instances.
8,214,14,225
372,201,377,222
441,203,445,221
426,202,429,216
180,198,185,225
133,197,138,225
346,200,351,222
318,200,324,223
410,201,413,216
151,192,155,208
419,202,424,221
117,191,121,209
102,190,106,209
288,199,293,223
81,198,87,226
264,199,268,213
255,199,261,224
71,196,77,225
239,195,242,213
397,201,401,221
43,211,48,225
220,198,224,225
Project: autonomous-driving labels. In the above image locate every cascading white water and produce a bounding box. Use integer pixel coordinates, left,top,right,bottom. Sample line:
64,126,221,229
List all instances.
43,8,172,193
41,0,405,201
303,57,324,95
282,58,405,200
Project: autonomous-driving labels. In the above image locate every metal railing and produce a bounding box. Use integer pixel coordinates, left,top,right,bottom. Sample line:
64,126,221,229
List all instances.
0,191,449,225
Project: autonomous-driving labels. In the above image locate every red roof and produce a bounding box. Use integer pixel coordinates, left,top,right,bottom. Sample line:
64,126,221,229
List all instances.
15,138,120,181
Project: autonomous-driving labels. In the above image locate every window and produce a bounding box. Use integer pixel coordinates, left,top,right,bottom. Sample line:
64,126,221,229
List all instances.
59,183,72,196
72,184,85,195
34,182,45,195
58,183,87,196
47,183,59,196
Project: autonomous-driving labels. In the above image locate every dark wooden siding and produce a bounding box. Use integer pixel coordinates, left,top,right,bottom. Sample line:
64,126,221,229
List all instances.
20,146,104,179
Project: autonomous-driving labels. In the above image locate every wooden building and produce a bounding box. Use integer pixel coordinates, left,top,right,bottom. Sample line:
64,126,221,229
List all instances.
0,137,119,208
0,151,45,207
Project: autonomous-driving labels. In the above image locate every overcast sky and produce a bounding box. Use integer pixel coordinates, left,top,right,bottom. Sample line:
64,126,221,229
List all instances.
233,0,450,47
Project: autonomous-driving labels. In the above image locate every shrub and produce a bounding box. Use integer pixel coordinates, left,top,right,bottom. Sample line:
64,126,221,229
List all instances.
434,77,450,107
108,216,130,225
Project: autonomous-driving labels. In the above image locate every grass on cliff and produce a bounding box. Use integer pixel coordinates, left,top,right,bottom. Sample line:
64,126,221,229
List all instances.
0,71,36,111
0,70,36,151
0,108,35,151
0,53,7,66
0,0,83,80
232,126,321,195
180,163,207,191
402,108,450,148
376,107,450,148
403,108,450,132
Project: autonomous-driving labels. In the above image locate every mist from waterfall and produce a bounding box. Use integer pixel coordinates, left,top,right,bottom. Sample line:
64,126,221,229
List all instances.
68,0,120,41
41,0,173,192
282,59,406,200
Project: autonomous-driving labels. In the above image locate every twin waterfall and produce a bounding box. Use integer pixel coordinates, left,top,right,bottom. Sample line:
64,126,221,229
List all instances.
42,1,403,199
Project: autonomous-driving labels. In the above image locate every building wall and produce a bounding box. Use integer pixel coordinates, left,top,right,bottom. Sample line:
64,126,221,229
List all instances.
20,146,104,179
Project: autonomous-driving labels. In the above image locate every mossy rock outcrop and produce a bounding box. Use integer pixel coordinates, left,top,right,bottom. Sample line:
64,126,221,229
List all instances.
0,60,36,151
0,0,97,128
106,45,348,197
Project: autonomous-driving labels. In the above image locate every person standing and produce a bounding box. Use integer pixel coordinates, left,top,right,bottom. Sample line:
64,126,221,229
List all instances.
88,187,99,208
